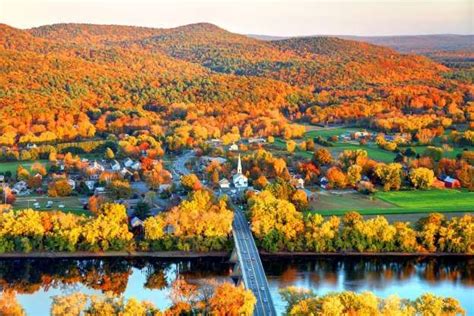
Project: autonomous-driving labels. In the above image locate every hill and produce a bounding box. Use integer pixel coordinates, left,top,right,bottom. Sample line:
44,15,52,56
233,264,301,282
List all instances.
340,34,474,54
0,23,472,149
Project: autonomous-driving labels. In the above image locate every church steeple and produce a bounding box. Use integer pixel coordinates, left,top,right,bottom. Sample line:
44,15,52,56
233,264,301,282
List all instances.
237,154,242,174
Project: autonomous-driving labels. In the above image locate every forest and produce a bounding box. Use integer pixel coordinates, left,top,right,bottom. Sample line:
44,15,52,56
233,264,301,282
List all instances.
0,22,472,155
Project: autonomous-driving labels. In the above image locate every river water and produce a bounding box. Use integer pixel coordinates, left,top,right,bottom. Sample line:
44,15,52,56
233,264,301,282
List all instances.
0,256,472,315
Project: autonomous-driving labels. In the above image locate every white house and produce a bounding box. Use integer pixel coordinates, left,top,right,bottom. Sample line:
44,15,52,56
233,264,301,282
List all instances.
120,168,133,177
248,137,266,144
131,161,141,171
124,158,134,168
219,178,230,189
13,181,27,193
296,178,305,189
85,180,96,191
232,155,248,189
320,177,329,189
130,217,144,228
229,143,239,151
91,161,105,172
67,179,76,190
95,187,106,195
111,160,121,171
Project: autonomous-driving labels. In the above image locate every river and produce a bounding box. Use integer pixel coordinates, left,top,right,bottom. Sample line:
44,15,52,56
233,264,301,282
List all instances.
0,256,472,315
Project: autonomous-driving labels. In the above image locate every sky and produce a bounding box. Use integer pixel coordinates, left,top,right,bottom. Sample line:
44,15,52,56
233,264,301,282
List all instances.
1,0,472,36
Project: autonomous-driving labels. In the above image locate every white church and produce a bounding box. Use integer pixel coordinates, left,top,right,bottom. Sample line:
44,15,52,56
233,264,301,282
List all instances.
232,155,248,189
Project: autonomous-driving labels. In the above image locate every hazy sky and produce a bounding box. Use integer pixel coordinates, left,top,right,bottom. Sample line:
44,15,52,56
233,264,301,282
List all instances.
1,0,472,36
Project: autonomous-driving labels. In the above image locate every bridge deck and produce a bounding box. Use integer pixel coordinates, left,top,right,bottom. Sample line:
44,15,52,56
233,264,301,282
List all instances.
232,206,276,316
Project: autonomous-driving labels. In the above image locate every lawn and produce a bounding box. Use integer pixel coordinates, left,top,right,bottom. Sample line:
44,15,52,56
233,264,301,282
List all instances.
272,138,396,162
312,189,474,216
406,145,474,159
375,189,474,212
14,195,89,215
311,191,396,213
0,160,50,176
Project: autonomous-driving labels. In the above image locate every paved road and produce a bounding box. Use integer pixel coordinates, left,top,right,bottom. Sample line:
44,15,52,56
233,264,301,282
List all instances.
171,150,195,180
232,205,276,316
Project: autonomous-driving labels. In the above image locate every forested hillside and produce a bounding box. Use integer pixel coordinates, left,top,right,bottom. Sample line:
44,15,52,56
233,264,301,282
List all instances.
0,23,472,149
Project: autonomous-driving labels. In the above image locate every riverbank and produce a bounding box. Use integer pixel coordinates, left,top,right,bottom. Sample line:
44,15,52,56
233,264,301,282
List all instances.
0,250,472,259
261,251,474,258
0,251,228,259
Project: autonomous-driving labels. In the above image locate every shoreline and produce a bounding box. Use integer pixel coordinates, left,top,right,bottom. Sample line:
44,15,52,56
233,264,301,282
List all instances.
0,251,472,259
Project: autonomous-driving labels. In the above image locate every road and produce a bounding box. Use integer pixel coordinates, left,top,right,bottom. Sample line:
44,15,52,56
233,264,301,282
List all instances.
171,150,195,179
232,205,276,316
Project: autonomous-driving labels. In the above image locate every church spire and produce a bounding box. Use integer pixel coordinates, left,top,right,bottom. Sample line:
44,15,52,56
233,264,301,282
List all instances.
237,154,242,174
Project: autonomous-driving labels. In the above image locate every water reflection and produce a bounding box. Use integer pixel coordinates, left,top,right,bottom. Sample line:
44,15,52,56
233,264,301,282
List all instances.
0,258,232,295
0,256,472,315
264,256,474,290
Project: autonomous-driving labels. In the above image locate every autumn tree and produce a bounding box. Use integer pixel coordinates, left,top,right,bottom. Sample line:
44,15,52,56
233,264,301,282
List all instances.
48,179,73,197
105,147,115,160
0,291,25,316
347,165,362,186
410,167,435,189
313,148,333,165
286,140,296,153
248,190,304,251
326,166,347,189
107,179,132,200
180,173,202,191
375,163,402,191
209,283,256,315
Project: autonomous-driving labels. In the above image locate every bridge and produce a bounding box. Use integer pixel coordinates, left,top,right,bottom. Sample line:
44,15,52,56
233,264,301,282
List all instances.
230,205,276,316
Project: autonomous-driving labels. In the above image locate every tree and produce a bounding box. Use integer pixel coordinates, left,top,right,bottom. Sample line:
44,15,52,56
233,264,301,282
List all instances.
313,148,332,165
105,147,115,160
209,283,256,315
286,140,297,153
410,167,435,189
51,293,88,316
0,291,25,316
326,167,347,189
249,190,304,251
144,162,172,190
347,165,362,186
181,174,202,192
253,175,269,190
134,201,151,220
375,163,402,191
48,179,73,197
16,165,30,181
88,195,107,214
31,162,47,176
107,180,132,200
211,169,219,187
291,189,308,211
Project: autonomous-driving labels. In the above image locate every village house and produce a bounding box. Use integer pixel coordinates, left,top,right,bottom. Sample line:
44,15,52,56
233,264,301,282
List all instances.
232,155,248,189
111,160,121,171
67,179,76,190
441,176,461,189
248,137,266,144
229,143,239,151
219,178,230,189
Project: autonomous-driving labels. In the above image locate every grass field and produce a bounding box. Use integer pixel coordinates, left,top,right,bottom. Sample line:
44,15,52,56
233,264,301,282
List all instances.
273,125,473,163
272,138,396,162
312,189,474,216
311,191,396,212
375,189,474,212
14,195,89,215
0,160,50,176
